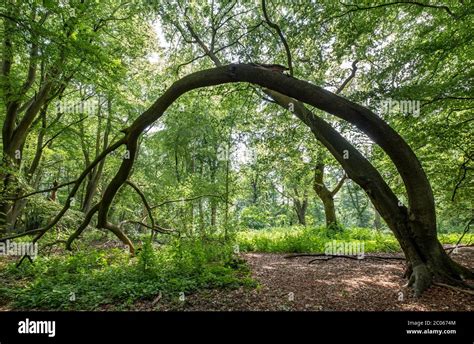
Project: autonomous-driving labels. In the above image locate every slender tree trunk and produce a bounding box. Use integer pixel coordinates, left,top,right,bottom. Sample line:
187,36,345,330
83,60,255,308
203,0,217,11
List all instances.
374,207,382,230
347,182,369,227
188,154,195,235
209,152,218,228
312,159,345,229
198,198,205,236
224,140,231,239
198,160,205,237
82,99,111,213
294,205,307,226
321,194,337,227
210,202,217,227
293,188,308,226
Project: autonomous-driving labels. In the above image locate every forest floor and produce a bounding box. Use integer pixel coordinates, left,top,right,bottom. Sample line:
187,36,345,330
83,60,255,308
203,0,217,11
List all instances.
137,246,474,311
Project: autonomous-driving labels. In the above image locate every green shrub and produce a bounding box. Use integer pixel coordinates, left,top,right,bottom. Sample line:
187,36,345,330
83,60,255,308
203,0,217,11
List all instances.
0,238,254,310
238,226,322,253
237,226,472,254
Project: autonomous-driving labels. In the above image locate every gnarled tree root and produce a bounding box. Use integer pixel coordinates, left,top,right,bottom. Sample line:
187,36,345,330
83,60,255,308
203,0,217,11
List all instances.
406,264,433,297
405,262,474,297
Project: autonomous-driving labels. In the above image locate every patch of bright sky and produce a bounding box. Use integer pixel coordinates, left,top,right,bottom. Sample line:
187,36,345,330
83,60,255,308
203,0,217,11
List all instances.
148,19,169,64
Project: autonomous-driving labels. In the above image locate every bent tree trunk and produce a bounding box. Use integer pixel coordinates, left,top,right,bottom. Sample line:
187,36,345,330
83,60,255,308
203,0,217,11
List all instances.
266,90,472,296
168,23,467,294
81,111,112,213
20,64,471,295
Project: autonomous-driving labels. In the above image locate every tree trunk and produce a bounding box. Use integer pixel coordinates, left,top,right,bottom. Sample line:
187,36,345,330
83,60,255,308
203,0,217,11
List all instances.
293,188,307,226
81,99,112,213
347,181,369,227
198,198,205,236
374,207,382,230
224,156,230,239
0,158,20,232
312,159,344,229
210,202,217,227
321,194,337,227
294,203,306,225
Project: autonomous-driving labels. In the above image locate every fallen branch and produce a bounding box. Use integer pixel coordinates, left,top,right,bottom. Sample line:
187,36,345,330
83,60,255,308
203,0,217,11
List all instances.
0,228,45,242
284,253,405,262
433,282,474,296
446,244,473,251
151,292,162,307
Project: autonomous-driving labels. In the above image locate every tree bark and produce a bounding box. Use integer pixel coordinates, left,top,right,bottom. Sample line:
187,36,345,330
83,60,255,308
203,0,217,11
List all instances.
374,206,382,230
81,98,112,213
293,188,308,226
312,158,345,229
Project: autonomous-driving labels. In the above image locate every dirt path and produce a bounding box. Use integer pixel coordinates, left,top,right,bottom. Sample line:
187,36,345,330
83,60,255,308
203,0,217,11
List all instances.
143,247,474,311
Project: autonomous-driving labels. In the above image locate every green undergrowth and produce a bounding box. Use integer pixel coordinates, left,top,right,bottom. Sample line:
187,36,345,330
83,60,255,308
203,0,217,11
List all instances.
1,226,470,310
236,226,473,253
0,238,254,310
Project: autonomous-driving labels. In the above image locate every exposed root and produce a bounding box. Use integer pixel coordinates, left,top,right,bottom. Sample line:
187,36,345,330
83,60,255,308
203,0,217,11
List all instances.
407,264,432,297
406,262,473,297
402,263,412,279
